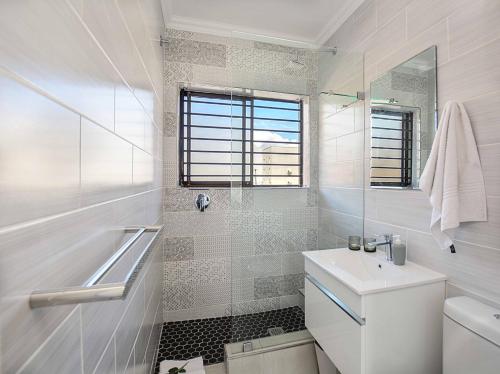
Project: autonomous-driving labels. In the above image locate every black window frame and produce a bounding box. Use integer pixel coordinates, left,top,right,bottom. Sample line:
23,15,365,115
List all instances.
370,108,413,188
179,89,304,188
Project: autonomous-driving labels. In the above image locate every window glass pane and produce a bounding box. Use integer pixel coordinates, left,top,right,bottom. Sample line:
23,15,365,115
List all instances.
254,176,300,186
180,90,303,187
253,130,299,143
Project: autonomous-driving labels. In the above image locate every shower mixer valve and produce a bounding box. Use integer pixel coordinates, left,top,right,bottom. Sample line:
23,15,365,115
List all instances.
195,193,210,212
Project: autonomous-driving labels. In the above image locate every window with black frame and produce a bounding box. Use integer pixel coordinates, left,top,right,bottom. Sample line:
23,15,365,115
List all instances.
370,108,413,187
179,89,304,187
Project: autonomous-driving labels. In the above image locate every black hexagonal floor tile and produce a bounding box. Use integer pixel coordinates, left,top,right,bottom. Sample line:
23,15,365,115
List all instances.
154,307,305,373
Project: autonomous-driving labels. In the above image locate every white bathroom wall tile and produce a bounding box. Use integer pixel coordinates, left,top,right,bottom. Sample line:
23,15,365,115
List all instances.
117,0,164,101
464,94,500,146
115,280,146,373
407,230,500,305
364,219,408,244
319,187,364,217
81,236,156,374
364,10,406,67
0,203,116,374
336,130,364,161
330,210,364,240
0,72,80,228
455,196,500,252
81,118,134,205
479,144,500,197
320,107,355,140
375,0,413,27
406,0,468,40
92,337,116,374
377,19,449,75
0,0,117,130
374,189,432,232
438,38,500,104
70,0,157,111
252,188,308,210
133,147,155,189
448,0,500,59
115,87,147,149
19,307,82,374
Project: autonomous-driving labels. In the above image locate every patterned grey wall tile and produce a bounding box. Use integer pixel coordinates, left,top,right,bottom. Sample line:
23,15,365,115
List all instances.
280,273,305,296
306,229,319,251
253,211,282,232
194,235,231,258
162,28,320,321
282,207,318,230
163,112,177,137
165,62,193,85
231,255,281,279
231,297,280,316
230,233,255,257
166,38,227,67
164,258,230,285
255,231,285,255
254,275,281,299
164,164,178,188
165,283,194,310
165,28,194,40
283,230,306,253
164,237,194,261
232,278,255,303
254,273,304,300
280,294,303,310
194,281,231,306
281,253,305,275
253,41,307,55
164,188,194,212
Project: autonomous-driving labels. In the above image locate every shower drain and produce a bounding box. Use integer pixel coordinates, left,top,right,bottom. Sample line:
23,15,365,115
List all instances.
267,327,285,336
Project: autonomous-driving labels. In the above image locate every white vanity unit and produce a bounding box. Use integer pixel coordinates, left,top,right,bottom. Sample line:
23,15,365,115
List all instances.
303,248,446,374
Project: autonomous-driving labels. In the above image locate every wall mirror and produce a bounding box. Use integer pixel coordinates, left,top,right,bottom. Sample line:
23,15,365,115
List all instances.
369,46,437,189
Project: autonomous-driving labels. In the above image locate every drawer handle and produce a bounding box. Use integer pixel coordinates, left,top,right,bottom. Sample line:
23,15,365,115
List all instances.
306,273,366,326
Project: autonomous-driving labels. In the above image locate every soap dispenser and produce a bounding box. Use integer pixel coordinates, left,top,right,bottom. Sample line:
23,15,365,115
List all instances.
392,235,406,265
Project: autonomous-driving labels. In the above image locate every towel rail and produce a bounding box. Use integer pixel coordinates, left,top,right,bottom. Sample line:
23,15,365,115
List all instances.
29,225,163,308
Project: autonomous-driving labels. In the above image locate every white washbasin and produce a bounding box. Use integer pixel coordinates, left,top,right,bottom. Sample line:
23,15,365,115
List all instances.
303,248,446,295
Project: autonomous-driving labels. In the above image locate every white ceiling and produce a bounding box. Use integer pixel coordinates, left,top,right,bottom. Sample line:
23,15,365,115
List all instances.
161,0,366,47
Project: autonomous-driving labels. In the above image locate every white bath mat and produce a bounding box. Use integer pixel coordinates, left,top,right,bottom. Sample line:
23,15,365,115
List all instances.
159,357,205,374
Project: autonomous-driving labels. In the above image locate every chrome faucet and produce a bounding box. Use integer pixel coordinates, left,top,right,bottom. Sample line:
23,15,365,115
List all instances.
373,234,394,261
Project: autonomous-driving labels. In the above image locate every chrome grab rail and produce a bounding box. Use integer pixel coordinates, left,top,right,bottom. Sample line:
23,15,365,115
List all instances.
29,225,163,308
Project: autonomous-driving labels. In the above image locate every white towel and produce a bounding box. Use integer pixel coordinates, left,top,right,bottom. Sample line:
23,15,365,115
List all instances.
159,357,205,374
419,101,487,250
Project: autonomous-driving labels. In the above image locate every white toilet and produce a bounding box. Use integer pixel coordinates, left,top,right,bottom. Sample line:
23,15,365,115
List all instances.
443,296,500,374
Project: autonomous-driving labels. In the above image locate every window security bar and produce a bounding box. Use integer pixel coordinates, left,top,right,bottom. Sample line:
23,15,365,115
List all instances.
29,225,163,308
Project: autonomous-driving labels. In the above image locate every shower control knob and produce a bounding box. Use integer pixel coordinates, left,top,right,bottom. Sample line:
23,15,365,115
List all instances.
195,193,210,212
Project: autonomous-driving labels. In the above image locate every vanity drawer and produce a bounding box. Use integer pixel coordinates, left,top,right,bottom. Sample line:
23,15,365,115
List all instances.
305,256,363,317
305,278,362,374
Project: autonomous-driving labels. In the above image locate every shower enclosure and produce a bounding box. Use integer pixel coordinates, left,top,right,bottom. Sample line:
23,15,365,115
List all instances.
160,28,364,370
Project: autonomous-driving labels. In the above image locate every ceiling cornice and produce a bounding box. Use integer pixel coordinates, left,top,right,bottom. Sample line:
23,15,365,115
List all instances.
161,0,366,48
315,0,366,46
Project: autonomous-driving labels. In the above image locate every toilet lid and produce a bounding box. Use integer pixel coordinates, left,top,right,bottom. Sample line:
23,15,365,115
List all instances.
444,296,500,346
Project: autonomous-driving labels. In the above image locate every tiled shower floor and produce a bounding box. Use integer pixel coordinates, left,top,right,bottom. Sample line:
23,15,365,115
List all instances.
154,306,305,372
